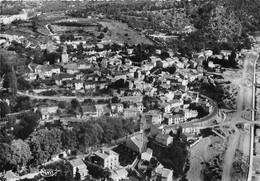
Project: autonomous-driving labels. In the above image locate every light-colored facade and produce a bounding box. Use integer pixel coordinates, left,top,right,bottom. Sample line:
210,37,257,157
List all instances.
94,149,119,169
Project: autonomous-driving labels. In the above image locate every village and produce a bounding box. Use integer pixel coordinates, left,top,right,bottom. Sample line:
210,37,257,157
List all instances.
0,2,253,181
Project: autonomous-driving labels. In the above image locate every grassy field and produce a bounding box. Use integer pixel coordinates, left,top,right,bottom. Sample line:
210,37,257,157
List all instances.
98,20,154,45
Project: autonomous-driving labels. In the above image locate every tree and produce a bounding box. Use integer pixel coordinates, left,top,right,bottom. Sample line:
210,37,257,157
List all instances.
111,96,120,103
3,66,17,95
14,112,40,140
98,33,105,39
61,130,77,150
17,77,32,90
0,143,12,172
14,96,32,112
0,101,11,118
10,139,31,169
27,129,63,165
103,26,108,33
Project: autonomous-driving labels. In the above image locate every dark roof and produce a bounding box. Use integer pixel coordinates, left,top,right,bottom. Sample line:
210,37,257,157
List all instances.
81,105,96,113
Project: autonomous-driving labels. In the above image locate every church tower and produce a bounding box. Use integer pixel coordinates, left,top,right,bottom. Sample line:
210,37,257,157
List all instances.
61,45,68,63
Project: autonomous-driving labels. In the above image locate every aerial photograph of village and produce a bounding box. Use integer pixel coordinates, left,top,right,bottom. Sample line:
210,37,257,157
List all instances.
0,0,260,181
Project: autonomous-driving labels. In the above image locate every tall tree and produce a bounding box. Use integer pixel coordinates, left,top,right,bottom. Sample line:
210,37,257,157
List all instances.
10,139,31,168
0,143,12,172
3,66,17,95
0,101,10,118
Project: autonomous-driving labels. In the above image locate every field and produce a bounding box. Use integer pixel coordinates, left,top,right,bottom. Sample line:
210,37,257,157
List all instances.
98,20,154,45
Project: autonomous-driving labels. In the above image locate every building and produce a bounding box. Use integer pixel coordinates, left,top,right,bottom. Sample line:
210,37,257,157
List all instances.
61,46,69,63
155,133,173,146
39,106,59,120
81,105,97,118
110,168,128,181
110,103,124,113
68,158,88,180
141,148,153,161
93,149,119,169
95,104,111,117
123,108,140,118
146,111,163,125
125,133,147,153
151,164,173,181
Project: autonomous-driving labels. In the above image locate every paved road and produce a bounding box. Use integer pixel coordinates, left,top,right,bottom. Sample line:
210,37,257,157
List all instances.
17,91,112,102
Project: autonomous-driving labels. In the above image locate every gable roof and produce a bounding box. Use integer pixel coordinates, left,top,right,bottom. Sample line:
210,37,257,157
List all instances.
81,105,96,113
156,133,171,140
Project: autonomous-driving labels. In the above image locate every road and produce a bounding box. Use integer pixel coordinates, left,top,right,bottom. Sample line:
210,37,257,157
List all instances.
247,49,259,181
17,91,112,102
222,131,241,181
221,51,259,181
186,137,211,181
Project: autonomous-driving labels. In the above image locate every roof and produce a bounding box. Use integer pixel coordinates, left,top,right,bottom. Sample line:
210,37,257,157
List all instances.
68,158,86,168
156,133,171,140
94,148,118,160
157,167,172,178
53,73,75,80
39,106,58,115
145,148,153,155
4,170,19,179
130,134,145,150
111,168,128,179
63,63,78,70
81,105,96,113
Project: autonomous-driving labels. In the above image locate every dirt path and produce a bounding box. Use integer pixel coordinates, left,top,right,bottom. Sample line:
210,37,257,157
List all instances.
186,137,211,181
221,131,241,181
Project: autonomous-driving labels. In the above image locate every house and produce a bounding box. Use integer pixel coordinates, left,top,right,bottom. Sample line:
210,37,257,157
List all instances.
189,60,198,69
141,148,153,161
169,99,183,109
110,103,124,113
164,114,174,125
151,164,173,181
123,108,140,118
68,158,88,180
64,64,79,74
179,109,198,121
155,133,173,146
78,61,92,70
74,80,84,90
24,73,37,81
63,80,74,88
84,81,96,90
51,65,61,74
125,133,147,153
95,104,111,117
172,114,184,124
39,106,59,120
3,170,19,181
161,103,171,113
146,110,163,125
135,103,144,113
93,148,119,169
81,105,97,118
110,168,128,181
53,73,74,86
